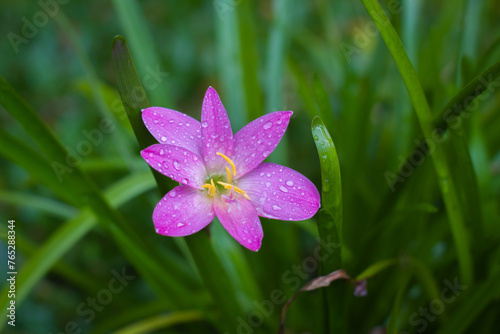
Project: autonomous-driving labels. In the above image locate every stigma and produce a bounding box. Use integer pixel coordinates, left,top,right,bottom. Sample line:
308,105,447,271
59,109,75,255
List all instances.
201,152,251,201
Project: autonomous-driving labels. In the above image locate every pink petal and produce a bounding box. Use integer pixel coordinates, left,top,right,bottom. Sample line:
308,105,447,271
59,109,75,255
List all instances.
201,87,234,172
236,163,320,221
142,107,202,156
153,186,215,236
232,111,292,177
141,144,207,189
214,195,263,252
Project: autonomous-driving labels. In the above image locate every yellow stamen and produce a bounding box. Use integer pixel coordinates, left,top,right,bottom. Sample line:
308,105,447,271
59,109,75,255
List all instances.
216,152,236,176
217,181,251,201
202,179,216,197
225,166,232,184
210,179,216,196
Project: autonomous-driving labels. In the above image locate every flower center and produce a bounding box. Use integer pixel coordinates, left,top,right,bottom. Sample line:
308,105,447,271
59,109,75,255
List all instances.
201,152,251,200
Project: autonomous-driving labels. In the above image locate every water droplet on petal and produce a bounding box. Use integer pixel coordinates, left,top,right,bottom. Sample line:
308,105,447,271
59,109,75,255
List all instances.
219,135,225,141
173,161,181,170
181,178,189,184
149,153,153,157
265,182,271,187
177,223,185,227
161,136,167,142
193,155,199,161
169,190,176,197
279,185,289,193
263,151,270,158
160,149,164,155
153,119,159,124
263,121,272,129
202,121,208,128
211,132,218,139
286,180,294,186
272,204,282,211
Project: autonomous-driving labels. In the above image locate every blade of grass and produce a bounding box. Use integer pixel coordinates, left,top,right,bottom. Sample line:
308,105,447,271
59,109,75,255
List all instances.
436,269,500,334
54,12,136,170
378,60,500,219
0,172,159,331
214,0,247,130
0,127,79,205
237,0,263,122
0,190,77,219
360,0,473,284
115,310,204,334
311,116,344,333
112,0,172,107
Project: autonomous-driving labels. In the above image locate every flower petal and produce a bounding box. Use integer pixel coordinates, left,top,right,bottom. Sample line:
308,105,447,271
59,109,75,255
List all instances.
142,107,202,156
201,87,234,172
236,163,320,220
153,186,215,236
214,195,263,251
232,111,292,177
141,144,207,189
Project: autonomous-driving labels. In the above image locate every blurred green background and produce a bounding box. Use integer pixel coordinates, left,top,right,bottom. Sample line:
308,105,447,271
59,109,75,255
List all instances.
1,0,500,333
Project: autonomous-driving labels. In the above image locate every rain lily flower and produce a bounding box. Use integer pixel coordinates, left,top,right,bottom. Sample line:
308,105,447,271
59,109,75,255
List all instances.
141,87,320,251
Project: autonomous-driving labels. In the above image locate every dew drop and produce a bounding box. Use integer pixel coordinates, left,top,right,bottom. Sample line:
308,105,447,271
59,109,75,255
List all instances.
173,161,181,170
149,152,153,157
160,149,164,155
193,155,199,161
177,223,185,227
153,119,159,124
313,134,319,141
286,180,294,186
161,136,167,142
181,178,189,184
263,151,270,158
169,190,176,197
202,121,208,128
263,121,272,129
265,182,271,188
211,132,218,139
219,135,225,141
272,204,282,211
279,185,289,193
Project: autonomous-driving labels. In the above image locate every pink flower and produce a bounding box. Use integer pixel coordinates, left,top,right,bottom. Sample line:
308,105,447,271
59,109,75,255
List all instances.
141,87,320,251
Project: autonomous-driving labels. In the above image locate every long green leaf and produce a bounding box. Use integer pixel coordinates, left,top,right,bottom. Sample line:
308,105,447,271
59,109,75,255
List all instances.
312,116,344,333
0,172,156,331
360,0,473,285
112,0,172,107
115,310,204,334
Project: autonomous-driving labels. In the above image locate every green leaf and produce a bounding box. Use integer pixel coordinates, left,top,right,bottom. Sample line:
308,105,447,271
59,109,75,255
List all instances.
312,116,344,333
0,172,157,332
112,0,172,107
355,259,398,281
115,310,204,334
360,0,473,285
